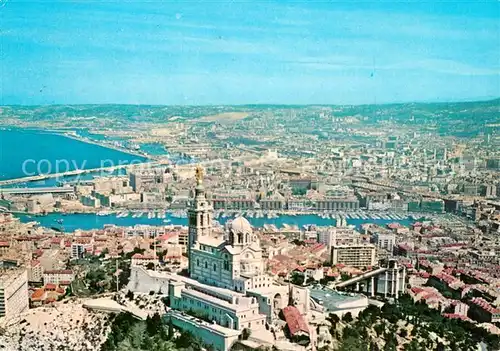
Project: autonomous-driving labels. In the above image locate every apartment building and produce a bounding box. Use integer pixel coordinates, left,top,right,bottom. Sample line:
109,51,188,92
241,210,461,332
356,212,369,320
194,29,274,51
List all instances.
71,243,86,259
28,260,43,283
43,270,74,285
0,269,29,319
331,244,376,268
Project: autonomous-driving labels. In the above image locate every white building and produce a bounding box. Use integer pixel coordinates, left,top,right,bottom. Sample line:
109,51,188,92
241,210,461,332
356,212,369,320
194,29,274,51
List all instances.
310,288,369,318
0,269,29,319
317,227,361,249
27,260,43,283
43,270,74,285
124,225,169,238
372,232,396,254
131,254,158,267
71,243,85,259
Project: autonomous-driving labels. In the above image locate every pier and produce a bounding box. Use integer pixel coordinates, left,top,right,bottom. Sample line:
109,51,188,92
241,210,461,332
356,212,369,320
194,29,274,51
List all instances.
0,187,75,195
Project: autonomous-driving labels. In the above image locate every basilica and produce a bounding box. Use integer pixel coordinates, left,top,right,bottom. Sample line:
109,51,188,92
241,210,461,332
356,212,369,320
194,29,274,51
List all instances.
188,166,273,292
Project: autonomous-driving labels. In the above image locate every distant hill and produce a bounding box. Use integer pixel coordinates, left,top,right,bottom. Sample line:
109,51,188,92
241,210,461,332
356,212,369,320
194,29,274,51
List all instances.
0,98,498,139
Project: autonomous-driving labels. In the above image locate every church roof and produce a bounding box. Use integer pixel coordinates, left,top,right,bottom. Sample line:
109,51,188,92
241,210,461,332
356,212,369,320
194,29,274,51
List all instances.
198,235,225,248
229,216,252,233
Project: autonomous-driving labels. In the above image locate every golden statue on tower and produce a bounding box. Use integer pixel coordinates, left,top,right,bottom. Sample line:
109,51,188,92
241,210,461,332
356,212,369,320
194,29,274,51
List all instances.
195,165,204,185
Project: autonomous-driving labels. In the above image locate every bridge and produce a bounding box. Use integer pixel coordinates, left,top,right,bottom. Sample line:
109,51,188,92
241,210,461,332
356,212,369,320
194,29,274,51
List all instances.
0,187,75,195
329,260,407,298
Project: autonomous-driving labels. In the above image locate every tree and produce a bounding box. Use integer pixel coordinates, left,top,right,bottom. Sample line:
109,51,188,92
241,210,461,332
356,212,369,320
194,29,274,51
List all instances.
125,290,134,301
241,328,251,340
292,187,307,196
125,247,145,259
374,324,385,337
328,313,340,325
146,313,162,336
342,312,353,323
290,272,305,286
341,273,351,281
404,340,420,351
146,262,155,270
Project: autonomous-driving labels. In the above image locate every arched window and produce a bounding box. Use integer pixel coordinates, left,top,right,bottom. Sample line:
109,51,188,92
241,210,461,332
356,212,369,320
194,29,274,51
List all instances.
245,233,250,243
238,233,243,243
205,261,208,269
197,259,200,266
213,263,217,272
224,260,229,270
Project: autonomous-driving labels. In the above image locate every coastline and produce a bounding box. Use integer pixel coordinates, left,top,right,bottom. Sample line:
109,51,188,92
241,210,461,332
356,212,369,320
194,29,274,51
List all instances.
0,127,152,186
58,130,150,160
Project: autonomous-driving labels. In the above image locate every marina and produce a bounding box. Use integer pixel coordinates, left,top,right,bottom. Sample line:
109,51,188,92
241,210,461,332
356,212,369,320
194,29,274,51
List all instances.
15,210,419,232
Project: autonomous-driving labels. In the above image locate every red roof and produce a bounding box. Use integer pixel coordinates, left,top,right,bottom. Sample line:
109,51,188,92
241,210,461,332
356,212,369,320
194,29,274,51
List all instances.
45,283,57,290
283,305,309,336
132,254,156,260
31,288,45,300
410,287,424,295
470,298,500,314
310,243,326,253
0,241,10,247
387,223,401,229
158,233,179,241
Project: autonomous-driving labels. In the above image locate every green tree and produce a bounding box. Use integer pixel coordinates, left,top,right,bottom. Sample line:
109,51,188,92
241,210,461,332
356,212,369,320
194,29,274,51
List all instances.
290,272,305,286
241,328,251,340
342,312,353,323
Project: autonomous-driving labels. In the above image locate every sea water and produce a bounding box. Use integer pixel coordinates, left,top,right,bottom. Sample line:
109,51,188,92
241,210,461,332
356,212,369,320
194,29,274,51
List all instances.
0,128,147,181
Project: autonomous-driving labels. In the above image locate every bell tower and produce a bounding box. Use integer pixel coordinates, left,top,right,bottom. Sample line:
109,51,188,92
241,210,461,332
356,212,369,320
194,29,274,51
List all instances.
188,165,213,275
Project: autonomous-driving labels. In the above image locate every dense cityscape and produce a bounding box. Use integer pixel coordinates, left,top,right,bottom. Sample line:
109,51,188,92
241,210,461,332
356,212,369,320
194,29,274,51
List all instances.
2,1,500,351
0,98,499,351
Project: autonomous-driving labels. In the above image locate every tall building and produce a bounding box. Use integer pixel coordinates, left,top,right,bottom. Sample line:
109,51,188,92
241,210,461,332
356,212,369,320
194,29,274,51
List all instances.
317,228,360,249
372,231,396,254
71,243,86,259
0,269,29,319
331,244,376,268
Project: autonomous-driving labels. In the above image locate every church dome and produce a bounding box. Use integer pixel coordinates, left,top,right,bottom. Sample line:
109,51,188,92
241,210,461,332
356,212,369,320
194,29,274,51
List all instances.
230,216,252,233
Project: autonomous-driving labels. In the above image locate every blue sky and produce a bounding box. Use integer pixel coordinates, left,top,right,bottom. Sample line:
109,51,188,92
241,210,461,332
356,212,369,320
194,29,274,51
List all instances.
2,1,499,105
